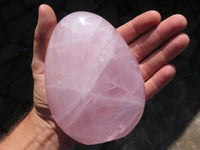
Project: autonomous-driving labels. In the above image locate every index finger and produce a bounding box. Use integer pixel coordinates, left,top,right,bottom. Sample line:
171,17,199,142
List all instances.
117,10,161,44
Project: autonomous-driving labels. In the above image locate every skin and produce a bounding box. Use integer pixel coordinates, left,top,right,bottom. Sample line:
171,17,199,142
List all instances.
0,4,189,150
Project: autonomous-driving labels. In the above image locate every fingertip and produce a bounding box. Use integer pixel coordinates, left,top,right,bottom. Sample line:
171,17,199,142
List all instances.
183,33,190,46
180,33,190,49
160,64,176,84
38,4,57,23
147,10,162,22
142,10,162,26
170,14,188,29
38,4,48,19
35,4,57,42
172,33,190,52
174,14,187,24
163,64,176,76
145,64,176,100
39,4,53,13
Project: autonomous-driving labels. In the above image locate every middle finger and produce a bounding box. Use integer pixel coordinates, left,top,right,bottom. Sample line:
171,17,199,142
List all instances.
129,14,187,62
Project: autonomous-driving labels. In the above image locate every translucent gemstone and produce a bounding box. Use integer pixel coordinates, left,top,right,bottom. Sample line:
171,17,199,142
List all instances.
45,12,145,145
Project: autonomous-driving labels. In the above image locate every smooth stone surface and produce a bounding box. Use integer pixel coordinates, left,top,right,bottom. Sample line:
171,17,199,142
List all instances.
45,11,145,145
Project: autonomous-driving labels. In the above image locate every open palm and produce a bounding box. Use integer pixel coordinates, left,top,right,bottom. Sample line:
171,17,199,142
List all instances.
31,4,189,147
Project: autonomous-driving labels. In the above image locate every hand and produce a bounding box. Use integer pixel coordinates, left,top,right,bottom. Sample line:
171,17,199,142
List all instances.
118,11,189,100
31,4,189,148
32,4,76,149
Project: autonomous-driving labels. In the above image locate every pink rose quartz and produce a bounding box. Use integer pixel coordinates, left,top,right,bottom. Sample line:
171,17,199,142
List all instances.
45,12,145,145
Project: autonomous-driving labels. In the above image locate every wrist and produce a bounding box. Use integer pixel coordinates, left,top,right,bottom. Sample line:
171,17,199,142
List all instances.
31,107,76,150
0,108,76,150
29,108,61,149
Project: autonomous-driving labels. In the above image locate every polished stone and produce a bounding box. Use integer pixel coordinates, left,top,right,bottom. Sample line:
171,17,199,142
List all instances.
45,11,145,145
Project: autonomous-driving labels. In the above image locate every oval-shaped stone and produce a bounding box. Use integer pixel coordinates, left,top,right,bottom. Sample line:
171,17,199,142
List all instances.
45,12,145,145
